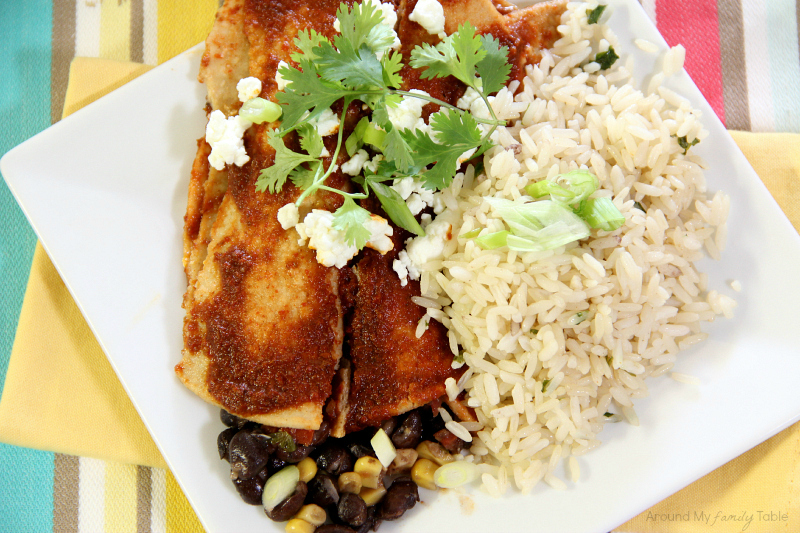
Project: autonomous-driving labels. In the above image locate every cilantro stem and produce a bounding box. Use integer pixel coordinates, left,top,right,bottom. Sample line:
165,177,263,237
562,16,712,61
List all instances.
318,185,367,199
356,89,506,126
295,98,353,207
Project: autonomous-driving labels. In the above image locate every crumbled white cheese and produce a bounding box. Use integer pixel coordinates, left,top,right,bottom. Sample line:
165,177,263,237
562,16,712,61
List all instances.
275,60,290,91
205,110,252,171
409,0,446,39
341,149,370,175
391,176,436,215
456,87,481,110
363,154,384,174
310,108,340,137
393,250,415,287
387,89,430,131
296,210,394,268
393,216,452,284
237,77,262,102
277,203,300,229
364,215,394,254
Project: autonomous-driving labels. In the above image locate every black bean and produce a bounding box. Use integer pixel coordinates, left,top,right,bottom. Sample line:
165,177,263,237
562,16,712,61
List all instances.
232,467,268,505
356,506,380,533
316,446,354,476
306,471,340,507
267,455,287,475
228,430,271,480
316,525,356,533
276,444,314,464
220,409,247,429
217,427,238,461
392,411,422,449
379,417,398,438
311,420,332,446
346,443,376,459
379,477,419,521
265,481,308,522
337,493,368,527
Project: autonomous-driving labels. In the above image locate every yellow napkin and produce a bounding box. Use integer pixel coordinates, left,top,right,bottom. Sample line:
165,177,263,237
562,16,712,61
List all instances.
0,58,799,531
0,58,165,469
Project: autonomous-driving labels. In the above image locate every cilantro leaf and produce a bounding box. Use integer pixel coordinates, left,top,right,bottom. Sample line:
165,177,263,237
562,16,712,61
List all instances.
477,34,511,95
594,46,619,70
292,29,329,62
317,40,386,88
382,126,415,173
587,5,607,24
335,1,392,54
404,108,483,190
289,160,322,190
675,135,700,154
276,59,352,130
382,50,404,88
298,123,325,158
257,131,318,193
332,197,373,248
367,179,425,236
410,23,485,86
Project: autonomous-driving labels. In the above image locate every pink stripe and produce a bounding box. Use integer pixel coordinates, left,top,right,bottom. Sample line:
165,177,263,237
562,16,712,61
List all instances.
656,0,725,124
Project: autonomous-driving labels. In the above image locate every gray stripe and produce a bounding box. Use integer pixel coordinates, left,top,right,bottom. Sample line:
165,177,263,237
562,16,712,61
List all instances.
131,0,144,63
53,454,79,533
136,466,152,533
717,0,751,131
50,0,76,123
797,0,800,72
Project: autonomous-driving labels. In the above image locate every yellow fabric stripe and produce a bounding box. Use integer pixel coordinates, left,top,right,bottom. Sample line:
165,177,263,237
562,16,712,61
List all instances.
104,462,138,533
166,470,205,533
99,0,132,61
156,0,218,64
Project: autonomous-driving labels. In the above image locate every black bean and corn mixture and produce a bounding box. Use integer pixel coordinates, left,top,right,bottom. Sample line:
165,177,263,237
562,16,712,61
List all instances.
218,404,469,532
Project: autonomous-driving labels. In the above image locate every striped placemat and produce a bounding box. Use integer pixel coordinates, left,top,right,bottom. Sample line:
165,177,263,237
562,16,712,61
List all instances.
1,1,799,532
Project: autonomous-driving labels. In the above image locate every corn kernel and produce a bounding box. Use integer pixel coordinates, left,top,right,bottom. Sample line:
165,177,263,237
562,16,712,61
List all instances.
416,441,454,466
390,449,418,472
294,504,326,526
359,472,381,489
296,457,317,483
285,518,315,533
354,456,383,477
338,472,362,494
359,486,387,506
411,458,438,490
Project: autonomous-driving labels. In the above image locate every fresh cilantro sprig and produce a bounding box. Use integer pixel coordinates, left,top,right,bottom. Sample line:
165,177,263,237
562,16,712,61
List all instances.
256,1,512,248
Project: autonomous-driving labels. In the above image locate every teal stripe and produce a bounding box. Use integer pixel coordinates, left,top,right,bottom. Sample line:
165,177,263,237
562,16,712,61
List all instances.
0,0,52,398
0,444,55,533
0,0,55,530
766,0,800,132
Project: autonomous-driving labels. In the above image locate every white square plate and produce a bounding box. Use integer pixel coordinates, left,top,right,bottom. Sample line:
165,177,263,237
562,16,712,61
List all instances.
3,1,800,532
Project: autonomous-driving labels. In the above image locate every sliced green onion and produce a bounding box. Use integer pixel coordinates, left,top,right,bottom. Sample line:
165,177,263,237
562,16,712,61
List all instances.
556,170,599,204
486,198,591,251
434,461,479,489
371,428,397,468
542,379,551,393
476,230,509,249
262,465,299,511
459,228,481,239
239,97,282,124
525,170,598,205
525,180,575,203
574,197,625,231
363,122,387,150
346,117,369,157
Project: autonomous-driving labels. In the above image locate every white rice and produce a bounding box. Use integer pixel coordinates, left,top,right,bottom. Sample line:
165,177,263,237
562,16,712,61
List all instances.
413,1,736,495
